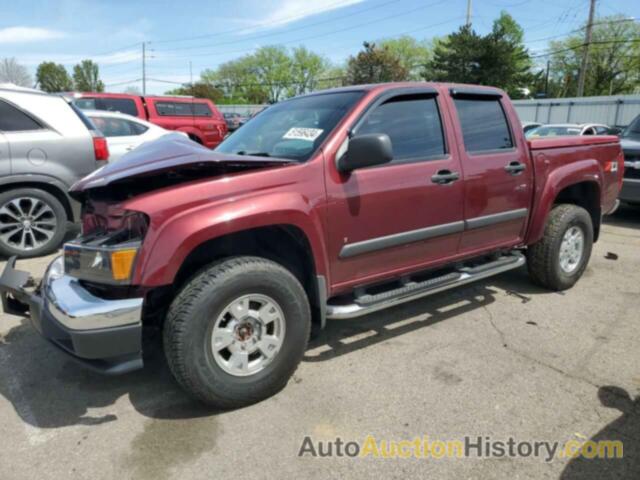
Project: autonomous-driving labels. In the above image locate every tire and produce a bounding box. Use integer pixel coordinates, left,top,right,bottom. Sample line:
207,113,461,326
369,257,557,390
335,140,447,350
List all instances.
164,256,311,408
0,188,67,258
527,204,593,291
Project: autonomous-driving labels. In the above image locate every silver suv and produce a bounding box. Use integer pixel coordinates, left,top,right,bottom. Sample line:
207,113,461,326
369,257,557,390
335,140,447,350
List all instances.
0,84,107,257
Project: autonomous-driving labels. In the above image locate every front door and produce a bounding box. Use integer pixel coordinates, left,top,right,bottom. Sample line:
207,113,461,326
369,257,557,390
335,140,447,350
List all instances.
325,90,465,292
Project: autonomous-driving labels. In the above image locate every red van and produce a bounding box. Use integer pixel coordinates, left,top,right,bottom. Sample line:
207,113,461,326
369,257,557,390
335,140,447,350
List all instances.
69,92,228,148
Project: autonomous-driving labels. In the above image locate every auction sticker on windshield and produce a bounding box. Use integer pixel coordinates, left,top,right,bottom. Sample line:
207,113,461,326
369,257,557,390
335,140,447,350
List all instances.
283,127,324,142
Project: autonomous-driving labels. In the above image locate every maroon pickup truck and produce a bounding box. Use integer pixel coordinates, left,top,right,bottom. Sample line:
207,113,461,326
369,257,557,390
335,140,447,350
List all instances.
0,83,623,407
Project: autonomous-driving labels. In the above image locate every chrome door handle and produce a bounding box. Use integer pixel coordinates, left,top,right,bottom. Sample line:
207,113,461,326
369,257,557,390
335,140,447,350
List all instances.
431,170,460,185
505,161,526,175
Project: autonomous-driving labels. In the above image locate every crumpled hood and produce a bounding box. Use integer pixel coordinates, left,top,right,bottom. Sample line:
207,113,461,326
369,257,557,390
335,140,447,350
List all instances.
71,134,293,193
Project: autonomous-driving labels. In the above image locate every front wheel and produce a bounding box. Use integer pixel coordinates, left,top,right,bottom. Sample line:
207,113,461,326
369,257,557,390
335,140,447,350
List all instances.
163,256,311,408
527,204,593,291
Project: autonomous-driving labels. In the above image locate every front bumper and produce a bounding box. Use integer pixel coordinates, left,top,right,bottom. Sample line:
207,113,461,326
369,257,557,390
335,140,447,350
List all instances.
0,256,144,375
620,179,640,204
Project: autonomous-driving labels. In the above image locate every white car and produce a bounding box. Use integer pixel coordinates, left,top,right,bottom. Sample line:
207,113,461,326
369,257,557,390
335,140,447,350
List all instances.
84,110,187,162
526,123,613,139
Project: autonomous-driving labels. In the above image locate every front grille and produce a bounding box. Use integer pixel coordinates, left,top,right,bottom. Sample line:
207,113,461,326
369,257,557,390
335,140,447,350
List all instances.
624,153,640,179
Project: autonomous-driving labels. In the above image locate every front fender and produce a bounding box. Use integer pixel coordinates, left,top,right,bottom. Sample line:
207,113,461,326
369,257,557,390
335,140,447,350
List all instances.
527,158,602,245
133,191,330,287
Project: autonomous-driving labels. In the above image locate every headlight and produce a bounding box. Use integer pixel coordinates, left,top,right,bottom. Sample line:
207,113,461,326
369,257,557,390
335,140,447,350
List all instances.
64,210,148,285
64,242,140,285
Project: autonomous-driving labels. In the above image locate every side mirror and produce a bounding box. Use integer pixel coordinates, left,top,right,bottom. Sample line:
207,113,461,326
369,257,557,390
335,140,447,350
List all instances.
336,133,393,173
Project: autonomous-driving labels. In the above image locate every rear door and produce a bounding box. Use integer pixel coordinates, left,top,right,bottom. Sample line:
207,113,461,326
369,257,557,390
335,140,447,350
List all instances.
326,88,465,290
447,88,533,254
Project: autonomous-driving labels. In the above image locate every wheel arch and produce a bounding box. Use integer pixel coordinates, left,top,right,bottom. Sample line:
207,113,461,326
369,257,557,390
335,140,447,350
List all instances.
143,224,327,329
0,179,76,222
527,159,603,244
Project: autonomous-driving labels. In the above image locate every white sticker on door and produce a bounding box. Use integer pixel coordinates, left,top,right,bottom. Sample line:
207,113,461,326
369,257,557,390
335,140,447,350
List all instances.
283,127,324,142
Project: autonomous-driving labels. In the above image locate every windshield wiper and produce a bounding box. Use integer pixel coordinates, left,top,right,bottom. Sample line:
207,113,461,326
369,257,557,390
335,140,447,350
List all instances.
235,151,271,157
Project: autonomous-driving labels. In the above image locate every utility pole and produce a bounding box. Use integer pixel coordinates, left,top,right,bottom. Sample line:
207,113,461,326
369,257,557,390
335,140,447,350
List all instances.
189,61,193,87
142,42,147,95
576,0,596,97
465,0,472,27
544,60,550,97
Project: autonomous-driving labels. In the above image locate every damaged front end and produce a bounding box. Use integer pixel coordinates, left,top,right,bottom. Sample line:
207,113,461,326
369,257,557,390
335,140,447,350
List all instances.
0,136,294,375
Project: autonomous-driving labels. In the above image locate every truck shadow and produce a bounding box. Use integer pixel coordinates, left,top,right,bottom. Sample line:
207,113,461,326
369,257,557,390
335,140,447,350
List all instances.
0,267,552,430
560,386,639,479
305,284,499,362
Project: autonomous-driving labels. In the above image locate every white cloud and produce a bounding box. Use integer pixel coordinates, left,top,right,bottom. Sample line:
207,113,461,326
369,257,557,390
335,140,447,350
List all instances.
0,27,67,44
244,0,365,32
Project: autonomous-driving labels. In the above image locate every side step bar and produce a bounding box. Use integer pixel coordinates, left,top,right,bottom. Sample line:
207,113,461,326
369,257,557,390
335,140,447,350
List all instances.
326,251,525,320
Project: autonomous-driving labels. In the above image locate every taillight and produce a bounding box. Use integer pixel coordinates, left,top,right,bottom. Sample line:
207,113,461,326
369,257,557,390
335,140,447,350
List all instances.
92,134,109,161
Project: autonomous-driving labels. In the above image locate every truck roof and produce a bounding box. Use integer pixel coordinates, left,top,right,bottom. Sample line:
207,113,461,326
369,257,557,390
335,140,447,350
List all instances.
303,81,504,97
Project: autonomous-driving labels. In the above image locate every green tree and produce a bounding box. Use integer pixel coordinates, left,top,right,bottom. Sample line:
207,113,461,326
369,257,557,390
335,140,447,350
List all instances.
165,81,223,102
543,15,640,97
35,62,72,92
252,46,293,103
378,36,431,80
345,42,408,85
289,46,328,95
72,59,104,92
425,13,533,98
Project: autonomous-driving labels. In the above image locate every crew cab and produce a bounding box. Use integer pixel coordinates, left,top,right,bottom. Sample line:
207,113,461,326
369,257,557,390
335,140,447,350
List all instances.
0,83,623,408
68,92,227,148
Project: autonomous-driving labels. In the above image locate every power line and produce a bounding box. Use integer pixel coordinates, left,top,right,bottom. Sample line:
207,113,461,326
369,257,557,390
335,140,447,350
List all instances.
105,78,141,87
530,37,640,58
525,17,637,43
156,0,449,60
157,0,404,53
149,0,366,45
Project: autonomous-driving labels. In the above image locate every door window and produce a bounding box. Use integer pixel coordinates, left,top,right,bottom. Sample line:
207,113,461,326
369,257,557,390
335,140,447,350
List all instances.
454,98,513,152
89,116,148,137
355,95,446,163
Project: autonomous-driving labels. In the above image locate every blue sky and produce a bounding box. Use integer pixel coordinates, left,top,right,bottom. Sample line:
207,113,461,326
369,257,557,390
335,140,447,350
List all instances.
0,0,637,94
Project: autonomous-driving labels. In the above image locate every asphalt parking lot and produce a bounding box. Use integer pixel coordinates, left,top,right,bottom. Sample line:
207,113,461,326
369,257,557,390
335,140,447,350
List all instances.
0,207,638,480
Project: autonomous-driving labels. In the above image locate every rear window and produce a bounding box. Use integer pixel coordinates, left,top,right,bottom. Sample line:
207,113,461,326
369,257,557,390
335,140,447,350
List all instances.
75,97,139,116
155,102,193,116
88,116,148,137
0,100,42,132
454,98,513,152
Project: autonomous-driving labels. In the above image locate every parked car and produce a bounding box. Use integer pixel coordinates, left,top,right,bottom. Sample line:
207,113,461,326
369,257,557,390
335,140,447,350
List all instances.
522,121,542,134
223,112,242,132
619,114,640,205
0,84,108,258
0,82,622,407
85,110,188,163
526,123,613,138
67,92,228,148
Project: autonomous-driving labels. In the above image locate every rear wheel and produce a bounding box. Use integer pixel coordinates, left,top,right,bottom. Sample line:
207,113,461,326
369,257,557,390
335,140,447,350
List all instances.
0,188,67,258
164,256,311,408
527,204,593,291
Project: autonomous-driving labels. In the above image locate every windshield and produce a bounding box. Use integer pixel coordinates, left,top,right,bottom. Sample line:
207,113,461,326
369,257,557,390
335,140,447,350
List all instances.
526,126,581,138
622,115,640,139
215,91,364,161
